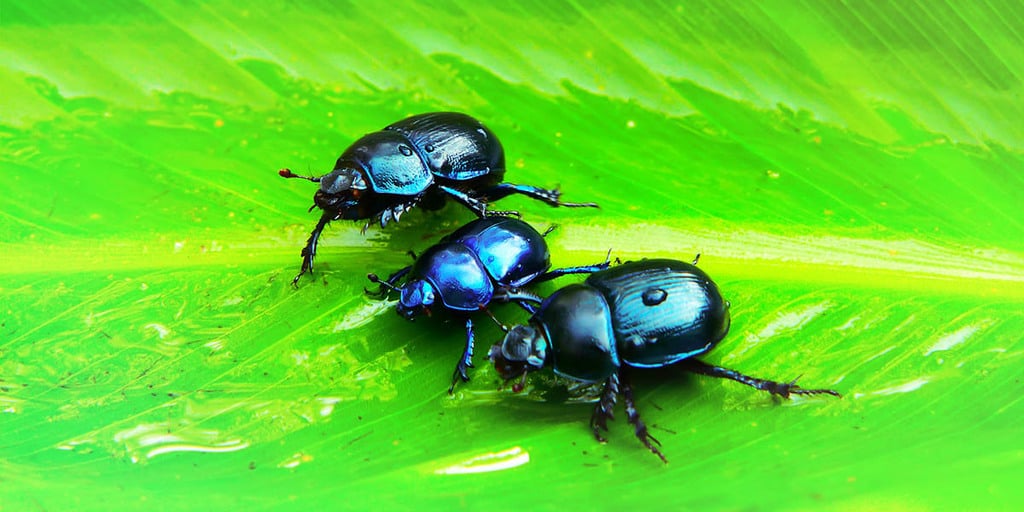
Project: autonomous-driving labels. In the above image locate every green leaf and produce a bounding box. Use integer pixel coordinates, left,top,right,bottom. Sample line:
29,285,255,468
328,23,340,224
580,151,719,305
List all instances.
2,1,1022,510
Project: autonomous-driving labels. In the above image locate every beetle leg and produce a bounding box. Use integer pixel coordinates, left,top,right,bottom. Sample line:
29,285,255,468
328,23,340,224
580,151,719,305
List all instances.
438,185,491,218
534,249,612,283
379,208,394,228
449,318,476,394
589,372,619,443
513,301,538,315
620,369,667,463
680,359,841,399
292,211,333,286
379,203,415,229
478,182,599,209
492,287,543,305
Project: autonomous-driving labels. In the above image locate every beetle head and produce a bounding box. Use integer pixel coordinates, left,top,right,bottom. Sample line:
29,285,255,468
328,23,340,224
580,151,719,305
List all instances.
313,167,369,219
488,324,548,390
397,279,436,320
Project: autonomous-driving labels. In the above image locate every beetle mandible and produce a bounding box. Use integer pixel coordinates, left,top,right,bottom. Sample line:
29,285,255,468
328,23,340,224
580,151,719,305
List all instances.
280,112,598,285
367,217,610,392
488,257,839,462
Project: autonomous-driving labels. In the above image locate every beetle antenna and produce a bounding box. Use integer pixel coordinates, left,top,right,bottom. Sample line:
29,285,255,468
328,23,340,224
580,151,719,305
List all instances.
366,273,400,293
512,370,529,393
477,305,509,332
279,168,322,183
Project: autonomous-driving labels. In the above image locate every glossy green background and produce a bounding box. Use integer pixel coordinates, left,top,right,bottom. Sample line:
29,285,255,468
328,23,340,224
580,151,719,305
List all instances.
2,1,1023,510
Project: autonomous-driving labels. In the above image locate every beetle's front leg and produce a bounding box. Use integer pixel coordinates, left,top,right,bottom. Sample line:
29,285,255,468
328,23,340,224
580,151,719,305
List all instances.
378,201,417,229
449,317,476,394
590,372,619,443
292,212,333,286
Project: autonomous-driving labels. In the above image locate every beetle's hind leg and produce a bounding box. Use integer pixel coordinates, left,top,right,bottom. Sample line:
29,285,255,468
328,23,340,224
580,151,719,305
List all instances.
590,373,619,443
680,359,840,399
620,369,667,463
479,183,599,209
535,249,612,283
292,212,332,286
449,318,477,394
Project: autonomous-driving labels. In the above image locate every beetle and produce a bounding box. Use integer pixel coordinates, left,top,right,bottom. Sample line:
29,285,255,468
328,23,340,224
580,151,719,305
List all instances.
366,217,610,392
279,112,598,285
488,257,839,462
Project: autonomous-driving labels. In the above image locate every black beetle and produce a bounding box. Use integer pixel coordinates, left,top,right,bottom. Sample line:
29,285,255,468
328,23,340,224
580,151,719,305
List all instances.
367,217,609,392
488,257,839,462
280,112,598,285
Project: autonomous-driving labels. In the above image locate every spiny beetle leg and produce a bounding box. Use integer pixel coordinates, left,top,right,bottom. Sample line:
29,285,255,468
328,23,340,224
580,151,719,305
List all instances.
681,359,841,399
448,318,476,394
590,372,619,443
620,369,667,463
438,185,490,218
293,212,332,286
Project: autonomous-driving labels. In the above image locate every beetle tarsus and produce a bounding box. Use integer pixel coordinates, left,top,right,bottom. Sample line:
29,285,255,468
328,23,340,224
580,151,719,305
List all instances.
679,359,841,399
621,370,668,463
590,373,619,443
484,209,521,218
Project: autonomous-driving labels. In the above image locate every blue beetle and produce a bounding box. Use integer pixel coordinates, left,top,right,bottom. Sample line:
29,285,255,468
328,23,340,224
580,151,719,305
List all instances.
367,217,609,392
488,257,839,462
280,112,598,285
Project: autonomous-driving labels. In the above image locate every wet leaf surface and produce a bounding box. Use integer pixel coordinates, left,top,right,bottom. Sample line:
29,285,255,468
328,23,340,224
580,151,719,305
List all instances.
2,1,1023,510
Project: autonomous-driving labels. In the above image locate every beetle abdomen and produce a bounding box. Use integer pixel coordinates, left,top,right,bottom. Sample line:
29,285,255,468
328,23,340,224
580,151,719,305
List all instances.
386,112,505,181
461,218,550,287
534,284,619,382
586,259,730,368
